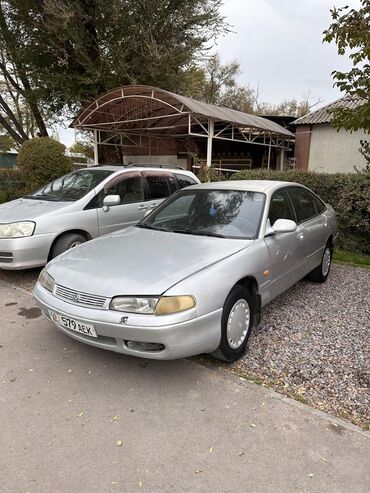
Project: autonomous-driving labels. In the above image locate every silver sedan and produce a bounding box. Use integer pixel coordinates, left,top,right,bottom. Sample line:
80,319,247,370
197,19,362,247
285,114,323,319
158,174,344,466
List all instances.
33,180,337,362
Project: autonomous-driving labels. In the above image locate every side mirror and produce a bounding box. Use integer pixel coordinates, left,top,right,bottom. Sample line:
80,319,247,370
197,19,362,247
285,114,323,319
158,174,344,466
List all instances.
102,194,121,212
266,219,297,236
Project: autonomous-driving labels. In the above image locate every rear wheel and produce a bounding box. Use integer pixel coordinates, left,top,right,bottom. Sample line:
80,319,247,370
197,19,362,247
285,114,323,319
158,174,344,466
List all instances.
51,233,86,259
211,285,253,362
307,244,333,283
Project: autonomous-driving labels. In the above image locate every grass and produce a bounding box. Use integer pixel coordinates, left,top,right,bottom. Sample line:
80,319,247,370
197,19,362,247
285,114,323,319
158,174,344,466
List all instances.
333,249,370,267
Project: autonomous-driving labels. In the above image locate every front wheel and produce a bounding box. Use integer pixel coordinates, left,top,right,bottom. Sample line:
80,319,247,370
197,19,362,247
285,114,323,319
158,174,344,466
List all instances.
307,244,332,283
51,233,87,259
211,285,253,362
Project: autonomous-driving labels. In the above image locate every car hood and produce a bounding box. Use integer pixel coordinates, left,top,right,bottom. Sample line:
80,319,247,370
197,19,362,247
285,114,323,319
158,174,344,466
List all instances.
47,226,254,297
0,198,68,222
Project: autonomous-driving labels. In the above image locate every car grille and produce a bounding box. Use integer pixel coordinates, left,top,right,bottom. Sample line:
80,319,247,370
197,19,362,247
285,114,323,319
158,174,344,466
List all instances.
54,284,110,310
0,252,13,264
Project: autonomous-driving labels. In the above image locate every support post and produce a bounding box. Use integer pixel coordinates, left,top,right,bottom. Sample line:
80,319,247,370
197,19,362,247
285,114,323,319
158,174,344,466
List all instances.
279,149,285,171
267,139,272,171
93,129,99,165
206,119,214,168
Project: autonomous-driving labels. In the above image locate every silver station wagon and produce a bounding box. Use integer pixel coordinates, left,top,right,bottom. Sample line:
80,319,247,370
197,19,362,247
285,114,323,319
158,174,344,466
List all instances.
0,165,198,269
33,180,337,362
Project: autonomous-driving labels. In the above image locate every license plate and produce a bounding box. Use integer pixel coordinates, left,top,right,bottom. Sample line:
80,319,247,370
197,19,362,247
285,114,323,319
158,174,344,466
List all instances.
49,311,97,338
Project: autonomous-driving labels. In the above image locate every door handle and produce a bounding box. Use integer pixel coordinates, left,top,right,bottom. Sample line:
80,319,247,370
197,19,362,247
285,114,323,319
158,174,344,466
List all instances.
150,202,158,208
297,232,304,240
137,204,148,210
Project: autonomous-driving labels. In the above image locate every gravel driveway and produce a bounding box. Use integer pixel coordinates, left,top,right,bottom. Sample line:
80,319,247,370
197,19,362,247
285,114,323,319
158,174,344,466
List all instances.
231,263,370,429
1,263,369,428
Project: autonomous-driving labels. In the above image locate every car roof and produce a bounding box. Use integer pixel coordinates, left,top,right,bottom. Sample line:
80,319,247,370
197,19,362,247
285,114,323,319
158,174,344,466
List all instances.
188,180,302,193
87,164,193,175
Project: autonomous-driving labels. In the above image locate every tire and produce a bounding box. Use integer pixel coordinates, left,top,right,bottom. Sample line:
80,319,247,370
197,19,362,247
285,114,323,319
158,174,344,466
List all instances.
211,285,253,362
51,233,86,259
307,244,333,283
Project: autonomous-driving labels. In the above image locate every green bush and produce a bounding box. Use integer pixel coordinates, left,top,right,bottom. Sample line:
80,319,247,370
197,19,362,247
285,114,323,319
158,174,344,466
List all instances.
198,166,226,183
16,137,73,192
0,168,25,203
230,169,370,255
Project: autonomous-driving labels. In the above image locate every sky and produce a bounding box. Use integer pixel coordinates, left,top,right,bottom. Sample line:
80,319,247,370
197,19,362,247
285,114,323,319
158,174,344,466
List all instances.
58,0,361,147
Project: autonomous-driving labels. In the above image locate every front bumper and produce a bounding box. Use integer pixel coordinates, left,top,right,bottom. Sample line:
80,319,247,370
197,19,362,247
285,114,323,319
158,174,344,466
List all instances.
0,234,53,269
33,283,222,360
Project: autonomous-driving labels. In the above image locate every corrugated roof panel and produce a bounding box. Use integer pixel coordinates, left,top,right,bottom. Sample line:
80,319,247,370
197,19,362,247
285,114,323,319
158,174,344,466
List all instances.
71,85,294,137
292,95,365,126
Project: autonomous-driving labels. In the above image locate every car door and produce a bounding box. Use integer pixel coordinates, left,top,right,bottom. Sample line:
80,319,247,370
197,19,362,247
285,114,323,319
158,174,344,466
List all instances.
142,171,178,210
264,188,305,301
287,187,326,274
96,171,147,236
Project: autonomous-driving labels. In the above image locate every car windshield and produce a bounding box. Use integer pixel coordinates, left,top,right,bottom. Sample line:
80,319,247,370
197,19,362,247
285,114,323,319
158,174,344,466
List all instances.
138,189,265,239
26,169,114,202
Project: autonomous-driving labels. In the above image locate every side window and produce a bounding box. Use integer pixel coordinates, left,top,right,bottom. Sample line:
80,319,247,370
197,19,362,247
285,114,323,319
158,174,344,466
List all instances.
175,173,197,189
269,190,295,225
87,172,143,209
314,194,326,214
144,172,175,199
287,187,318,223
106,174,144,205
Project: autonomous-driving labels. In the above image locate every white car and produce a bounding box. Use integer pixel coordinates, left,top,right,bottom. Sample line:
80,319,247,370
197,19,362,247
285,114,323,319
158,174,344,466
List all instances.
0,165,198,269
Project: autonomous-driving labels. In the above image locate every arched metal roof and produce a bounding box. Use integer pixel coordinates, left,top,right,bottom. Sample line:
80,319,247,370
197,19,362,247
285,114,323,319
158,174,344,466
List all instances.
71,84,293,138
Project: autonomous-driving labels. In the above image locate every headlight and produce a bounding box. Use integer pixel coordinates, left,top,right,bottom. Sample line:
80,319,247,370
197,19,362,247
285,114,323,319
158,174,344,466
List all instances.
110,297,159,314
39,268,55,292
155,296,196,315
110,295,196,315
0,221,35,239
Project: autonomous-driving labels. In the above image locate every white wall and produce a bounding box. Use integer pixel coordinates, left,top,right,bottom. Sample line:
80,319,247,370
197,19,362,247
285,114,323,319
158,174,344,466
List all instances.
308,124,368,173
123,155,187,167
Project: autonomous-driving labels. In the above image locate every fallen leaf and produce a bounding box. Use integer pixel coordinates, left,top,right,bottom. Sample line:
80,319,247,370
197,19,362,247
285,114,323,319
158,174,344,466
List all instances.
77,412,84,417
116,440,123,447
138,480,143,488
239,377,246,381
250,423,256,428
195,469,203,474
68,400,74,404
68,369,73,373
321,457,328,462
110,416,119,422
111,481,117,485
208,447,213,454
238,452,244,456
308,473,314,478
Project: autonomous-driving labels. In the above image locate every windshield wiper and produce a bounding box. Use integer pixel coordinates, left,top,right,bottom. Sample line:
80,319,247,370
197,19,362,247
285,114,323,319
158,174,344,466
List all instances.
171,228,225,238
25,194,53,201
135,224,169,232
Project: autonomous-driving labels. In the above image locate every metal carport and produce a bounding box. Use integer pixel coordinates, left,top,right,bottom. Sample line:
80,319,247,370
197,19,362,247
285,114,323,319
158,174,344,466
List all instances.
71,85,294,170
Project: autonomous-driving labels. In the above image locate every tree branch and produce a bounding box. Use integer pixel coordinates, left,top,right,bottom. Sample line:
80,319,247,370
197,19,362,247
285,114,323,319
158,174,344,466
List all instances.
0,113,24,145
0,93,29,140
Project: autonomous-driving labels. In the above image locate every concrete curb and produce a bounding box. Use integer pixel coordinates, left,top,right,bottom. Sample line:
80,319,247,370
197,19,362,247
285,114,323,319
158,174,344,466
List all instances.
190,359,370,439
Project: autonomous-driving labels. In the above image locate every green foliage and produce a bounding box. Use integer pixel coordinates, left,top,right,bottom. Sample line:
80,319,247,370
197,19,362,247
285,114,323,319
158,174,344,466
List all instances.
323,1,370,133
0,1,227,113
69,141,94,160
0,134,13,153
333,249,370,267
0,168,24,202
230,169,370,255
198,166,226,183
16,137,72,192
